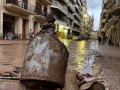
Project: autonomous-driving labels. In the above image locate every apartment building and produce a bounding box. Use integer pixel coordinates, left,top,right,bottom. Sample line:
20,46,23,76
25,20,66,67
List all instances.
50,0,83,39
99,0,107,37
0,0,52,39
81,0,87,37
99,0,120,46
86,14,94,37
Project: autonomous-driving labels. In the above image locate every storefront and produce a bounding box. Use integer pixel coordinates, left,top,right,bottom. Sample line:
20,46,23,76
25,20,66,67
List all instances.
55,24,69,39
3,14,15,39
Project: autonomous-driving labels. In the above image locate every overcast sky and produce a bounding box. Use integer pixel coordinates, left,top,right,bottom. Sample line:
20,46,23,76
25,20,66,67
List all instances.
86,0,102,31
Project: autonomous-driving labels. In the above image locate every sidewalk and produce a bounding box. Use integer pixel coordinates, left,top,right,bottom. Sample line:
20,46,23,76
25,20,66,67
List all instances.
0,40,29,45
94,42,120,90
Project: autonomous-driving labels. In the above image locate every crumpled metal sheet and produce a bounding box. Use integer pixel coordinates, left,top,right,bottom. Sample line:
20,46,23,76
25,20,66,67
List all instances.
20,33,69,88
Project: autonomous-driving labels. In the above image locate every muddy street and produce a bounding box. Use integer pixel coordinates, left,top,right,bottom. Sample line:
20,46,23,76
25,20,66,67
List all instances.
0,40,120,89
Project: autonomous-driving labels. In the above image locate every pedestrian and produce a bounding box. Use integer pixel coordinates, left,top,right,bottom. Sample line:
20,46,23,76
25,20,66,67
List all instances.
29,29,33,40
103,34,105,44
98,36,101,43
36,32,39,36
109,34,112,45
88,58,89,62
31,33,34,39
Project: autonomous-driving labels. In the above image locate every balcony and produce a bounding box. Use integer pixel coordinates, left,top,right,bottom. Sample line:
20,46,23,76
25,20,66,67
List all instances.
70,0,76,4
34,9,51,21
68,12,74,20
73,13,82,21
73,27,81,33
4,0,36,15
112,0,120,15
103,9,107,13
80,0,84,5
101,28,105,32
55,20,68,26
106,9,111,14
51,1,68,15
57,0,69,5
107,16,118,26
73,20,81,27
63,0,69,5
102,19,106,23
107,3,112,9
74,4,82,15
103,0,108,9
105,13,109,18
37,0,52,5
104,0,108,3
68,2,75,12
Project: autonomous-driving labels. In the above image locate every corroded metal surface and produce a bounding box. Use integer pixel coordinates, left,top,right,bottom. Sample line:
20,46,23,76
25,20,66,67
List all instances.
20,33,69,88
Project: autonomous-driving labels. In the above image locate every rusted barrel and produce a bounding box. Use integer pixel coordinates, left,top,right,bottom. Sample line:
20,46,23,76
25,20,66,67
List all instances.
20,33,69,88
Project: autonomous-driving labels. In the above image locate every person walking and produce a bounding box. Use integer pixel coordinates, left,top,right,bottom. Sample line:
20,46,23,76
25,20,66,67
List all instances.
109,34,112,45
31,33,34,39
29,29,33,40
103,34,105,44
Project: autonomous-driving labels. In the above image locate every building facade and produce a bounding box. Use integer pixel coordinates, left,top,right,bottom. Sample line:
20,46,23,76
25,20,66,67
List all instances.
99,0,120,46
86,14,94,38
81,0,87,37
0,0,52,39
50,0,84,39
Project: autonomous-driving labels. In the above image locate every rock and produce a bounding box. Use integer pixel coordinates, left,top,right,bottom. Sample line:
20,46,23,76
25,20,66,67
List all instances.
79,81,105,90
61,69,78,90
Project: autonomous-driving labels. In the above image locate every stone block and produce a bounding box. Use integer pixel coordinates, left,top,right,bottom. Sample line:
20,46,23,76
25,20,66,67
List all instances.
61,69,78,90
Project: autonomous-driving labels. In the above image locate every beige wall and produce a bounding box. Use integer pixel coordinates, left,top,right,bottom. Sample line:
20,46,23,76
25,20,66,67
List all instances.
82,2,87,37
0,0,50,39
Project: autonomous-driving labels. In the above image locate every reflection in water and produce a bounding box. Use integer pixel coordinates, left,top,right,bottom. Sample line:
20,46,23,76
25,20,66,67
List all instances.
60,39,98,75
60,39,70,47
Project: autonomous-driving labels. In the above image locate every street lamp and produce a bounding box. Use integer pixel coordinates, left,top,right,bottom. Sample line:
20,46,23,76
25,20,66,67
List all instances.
84,14,87,18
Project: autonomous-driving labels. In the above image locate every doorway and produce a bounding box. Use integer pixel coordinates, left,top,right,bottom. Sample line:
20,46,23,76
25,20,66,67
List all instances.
44,6,47,17
36,1,42,15
34,21,39,35
22,0,28,9
112,29,116,44
3,14,15,39
22,19,26,39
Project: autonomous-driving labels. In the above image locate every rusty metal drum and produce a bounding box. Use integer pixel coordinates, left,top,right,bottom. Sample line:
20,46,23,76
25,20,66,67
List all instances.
20,33,69,88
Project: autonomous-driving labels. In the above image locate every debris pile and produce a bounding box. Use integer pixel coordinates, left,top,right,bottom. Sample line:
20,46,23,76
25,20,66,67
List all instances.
0,66,21,78
36,14,56,35
76,72,105,90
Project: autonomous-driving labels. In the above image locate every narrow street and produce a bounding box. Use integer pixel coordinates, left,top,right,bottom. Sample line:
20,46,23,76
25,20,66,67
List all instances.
0,40,120,89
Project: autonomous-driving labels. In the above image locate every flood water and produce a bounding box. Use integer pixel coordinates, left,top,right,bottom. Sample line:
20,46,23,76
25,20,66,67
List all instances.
0,39,98,76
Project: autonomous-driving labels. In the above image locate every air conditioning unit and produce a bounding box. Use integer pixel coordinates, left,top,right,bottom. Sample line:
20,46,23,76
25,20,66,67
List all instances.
18,1,24,8
31,7,36,13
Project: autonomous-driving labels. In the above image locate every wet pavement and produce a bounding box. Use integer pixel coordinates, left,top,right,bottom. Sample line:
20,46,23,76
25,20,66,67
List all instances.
0,39,120,89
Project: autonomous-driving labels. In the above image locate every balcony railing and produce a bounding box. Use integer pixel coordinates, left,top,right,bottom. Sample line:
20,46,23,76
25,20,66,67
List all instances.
101,28,105,32
69,2,75,11
103,9,107,13
5,0,36,13
64,0,69,5
49,0,53,3
74,20,81,27
73,13,82,21
52,1,68,15
68,12,74,20
36,9,52,17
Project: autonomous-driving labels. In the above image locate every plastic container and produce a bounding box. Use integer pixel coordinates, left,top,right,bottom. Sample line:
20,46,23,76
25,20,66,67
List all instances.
9,36,12,41
111,43,114,45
